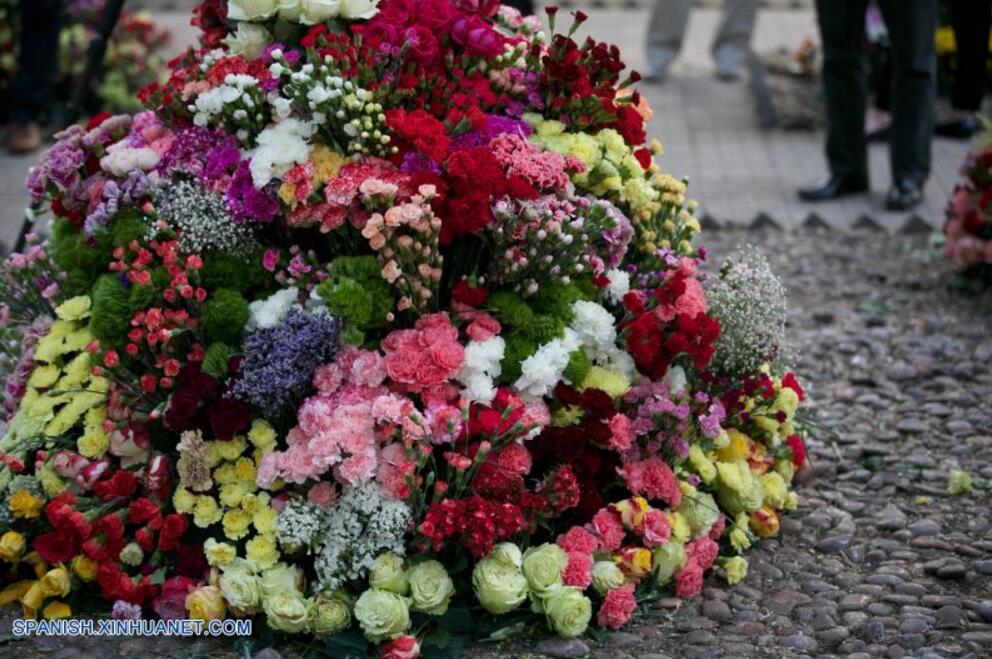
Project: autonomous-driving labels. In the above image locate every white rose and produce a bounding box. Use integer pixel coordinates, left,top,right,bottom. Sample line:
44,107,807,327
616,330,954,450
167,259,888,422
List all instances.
298,0,341,24
340,0,379,19
223,22,273,60
228,0,280,21
277,0,303,21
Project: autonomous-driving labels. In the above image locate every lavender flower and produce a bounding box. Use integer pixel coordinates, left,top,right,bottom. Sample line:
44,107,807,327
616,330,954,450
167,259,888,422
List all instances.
229,309,340,418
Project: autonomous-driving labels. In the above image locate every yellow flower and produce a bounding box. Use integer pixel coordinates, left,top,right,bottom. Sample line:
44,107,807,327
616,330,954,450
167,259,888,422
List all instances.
580,366,630,398
9,490,43,519
216,436,247,462
723,557,748,585
760,472,788,509
38,467,65,497
0,581,32,606
193,496,223,528
78,427,109,459
219,483,247,509
688,445,717,483
666,511,691,544
173,487,196,514
204,539,237,567
223,509,252,540
729,527,751,553
186,585,227,622
0,531,26,562
310,144,346,184
43,601,71,619
71,555,98,582
240,493,260,516
28,364,60,389
248,420,277,451
716,429,751,463
234,457,257,486
40,567,71,598
253,506,278,536
246,535,279,571
55,296,92,321
213,463,237,486
749,506,780,538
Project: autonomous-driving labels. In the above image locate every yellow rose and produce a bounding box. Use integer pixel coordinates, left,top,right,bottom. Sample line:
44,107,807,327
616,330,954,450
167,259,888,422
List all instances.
40,567,71,598
0,531,26,562
186,585,227,622
71,555,98,582
749,506,781,538
9,490,43,519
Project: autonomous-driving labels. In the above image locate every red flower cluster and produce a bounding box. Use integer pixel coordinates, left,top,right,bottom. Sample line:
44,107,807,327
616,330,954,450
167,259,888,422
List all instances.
418,495,524,558
622,270,720,378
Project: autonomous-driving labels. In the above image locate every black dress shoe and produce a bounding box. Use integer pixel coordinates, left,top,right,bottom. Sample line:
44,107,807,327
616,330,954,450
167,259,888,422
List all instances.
798,175,869,202
885,178,923,211
866,125,890,143
935,115,981,139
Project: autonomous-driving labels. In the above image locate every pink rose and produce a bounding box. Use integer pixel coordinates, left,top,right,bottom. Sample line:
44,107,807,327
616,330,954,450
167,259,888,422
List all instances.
381,635,421,659
466,312,501,341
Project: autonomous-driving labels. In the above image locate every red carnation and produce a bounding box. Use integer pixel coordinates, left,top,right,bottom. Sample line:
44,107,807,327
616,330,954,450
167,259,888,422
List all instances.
158,513,188,552
451,281,489,307
785,434,807,468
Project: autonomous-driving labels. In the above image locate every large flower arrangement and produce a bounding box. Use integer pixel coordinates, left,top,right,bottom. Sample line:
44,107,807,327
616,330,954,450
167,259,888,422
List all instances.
0,1,807,654
943,131,992,280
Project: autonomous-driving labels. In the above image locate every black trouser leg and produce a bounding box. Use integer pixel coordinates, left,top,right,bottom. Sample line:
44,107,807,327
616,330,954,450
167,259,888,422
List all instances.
816,0,870,181
878,0,937,185
949,0,992,112
9,0,62,124
502,0,535,15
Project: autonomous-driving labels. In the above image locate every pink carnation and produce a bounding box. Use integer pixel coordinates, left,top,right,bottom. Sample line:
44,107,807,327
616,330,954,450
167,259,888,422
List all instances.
686,535,719,570
307,481,338,507
466,312,501,341
561,551,593,589
708,514,726,541
596,584,637,630
425,402,464,444
382,313,464,390
607,413,634,452
674,560,704,598
638,509,671,548
588,508,627,552
488,442,532,477
618,457,682,508
557,526,600,554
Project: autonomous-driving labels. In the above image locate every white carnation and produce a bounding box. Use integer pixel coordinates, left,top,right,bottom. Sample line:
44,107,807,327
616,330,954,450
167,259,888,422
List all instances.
457,337,505,405
250,118,317,187
248,288,301,331
604,268,630,304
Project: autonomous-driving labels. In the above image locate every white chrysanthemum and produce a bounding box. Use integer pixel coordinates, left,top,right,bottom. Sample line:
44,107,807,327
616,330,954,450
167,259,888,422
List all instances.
249,118,317,187
457,337,505,404
247,288,301,331
604,268,630,305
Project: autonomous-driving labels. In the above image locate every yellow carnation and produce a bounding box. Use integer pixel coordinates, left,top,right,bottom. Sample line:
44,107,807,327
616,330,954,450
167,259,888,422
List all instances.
253,506,278,535
173,487,196,514
248,420,277,450
55,296,92,321
223,509,252,540
581,366,630,398
219,483,247,509
246,535,279,571
78,428,109,459
716,429,751,463
204,539,237,567
193,496,223,528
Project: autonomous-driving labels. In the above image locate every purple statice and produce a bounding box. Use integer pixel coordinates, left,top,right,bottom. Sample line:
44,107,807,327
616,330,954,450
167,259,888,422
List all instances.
399,152,443,176
110,600,143,621
594,199,634,268
2,318,50,421
226,160,280,223
450,114,531,151
157,125,239,180
83,170,150,236
229,309,340,418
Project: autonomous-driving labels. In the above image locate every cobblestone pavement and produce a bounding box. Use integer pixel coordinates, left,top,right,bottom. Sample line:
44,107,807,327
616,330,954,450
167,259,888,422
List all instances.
3,228,991,659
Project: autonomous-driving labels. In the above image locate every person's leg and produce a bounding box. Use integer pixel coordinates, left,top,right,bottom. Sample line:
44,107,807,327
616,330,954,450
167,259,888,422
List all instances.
645,0,692,80
817,0,870,182
712,0,760,78
878,0,936,190
7,0,62,152
937,0,991,137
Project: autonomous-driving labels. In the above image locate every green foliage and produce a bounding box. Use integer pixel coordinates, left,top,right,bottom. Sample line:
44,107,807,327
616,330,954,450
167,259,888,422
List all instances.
49,218,113,296
518,315,566,344
318,256,394,331
199,251,268,294
500,334,537,382
530,281,586,323
486,290,534,325
202,342,235,379
109,208,149,247
201,288,249,345
128,282,157,313
562,348,591,385
89,275,130,348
